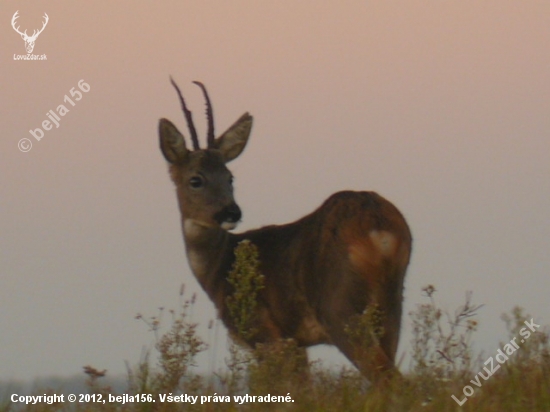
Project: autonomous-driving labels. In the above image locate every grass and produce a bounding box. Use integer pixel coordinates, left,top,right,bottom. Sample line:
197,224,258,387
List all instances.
3,242,549,411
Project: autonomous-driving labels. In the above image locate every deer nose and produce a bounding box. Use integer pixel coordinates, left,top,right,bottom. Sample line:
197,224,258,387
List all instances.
215,203,242,229
223,203,242,223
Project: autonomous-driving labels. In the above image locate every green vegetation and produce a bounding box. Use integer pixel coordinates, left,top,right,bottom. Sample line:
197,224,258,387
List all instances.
226,239,265,342
3,243,549,411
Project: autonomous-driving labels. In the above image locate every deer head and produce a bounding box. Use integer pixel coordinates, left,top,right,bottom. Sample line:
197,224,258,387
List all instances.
159,79,253,231
12,11,49,54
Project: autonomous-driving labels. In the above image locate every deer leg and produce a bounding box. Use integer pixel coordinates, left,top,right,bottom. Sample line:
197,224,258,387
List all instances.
331,325,396,382
321,289,399,383
251,339,310,388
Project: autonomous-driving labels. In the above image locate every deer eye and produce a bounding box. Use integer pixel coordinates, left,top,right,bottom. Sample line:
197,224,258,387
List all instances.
229,176,234,185
189,176,204,188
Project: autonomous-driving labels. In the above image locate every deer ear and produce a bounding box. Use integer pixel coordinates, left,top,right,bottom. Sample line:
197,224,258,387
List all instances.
213,113,253,162
159,118,189,164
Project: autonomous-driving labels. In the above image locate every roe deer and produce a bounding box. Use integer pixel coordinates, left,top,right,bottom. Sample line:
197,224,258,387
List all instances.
159,79,412,382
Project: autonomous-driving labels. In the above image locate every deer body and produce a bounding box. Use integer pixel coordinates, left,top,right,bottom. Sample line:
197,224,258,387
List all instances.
159,80,412,381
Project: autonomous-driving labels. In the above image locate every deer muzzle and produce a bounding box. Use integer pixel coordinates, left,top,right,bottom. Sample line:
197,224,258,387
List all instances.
215,203,242,230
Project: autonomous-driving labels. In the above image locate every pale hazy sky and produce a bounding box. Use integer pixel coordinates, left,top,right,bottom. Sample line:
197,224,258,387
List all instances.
2,1,549,381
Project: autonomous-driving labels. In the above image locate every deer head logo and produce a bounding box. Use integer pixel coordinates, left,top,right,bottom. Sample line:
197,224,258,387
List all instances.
11,11,49,54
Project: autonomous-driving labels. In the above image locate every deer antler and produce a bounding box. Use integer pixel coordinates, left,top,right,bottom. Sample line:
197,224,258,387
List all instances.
29,13,49,40
11,11,49,40
11,11,26,37
193,81,215,148
170,77,200,151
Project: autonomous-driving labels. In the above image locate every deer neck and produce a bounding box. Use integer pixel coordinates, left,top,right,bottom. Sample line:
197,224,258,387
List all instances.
182,219,232,286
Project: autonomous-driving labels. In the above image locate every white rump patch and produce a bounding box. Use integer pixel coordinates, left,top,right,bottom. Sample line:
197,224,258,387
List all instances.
369,230,397,257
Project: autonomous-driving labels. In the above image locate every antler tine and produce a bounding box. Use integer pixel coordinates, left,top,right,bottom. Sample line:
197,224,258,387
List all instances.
36,13,49,36
11,11,26,36
170,77,200,150
193,81,215,148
